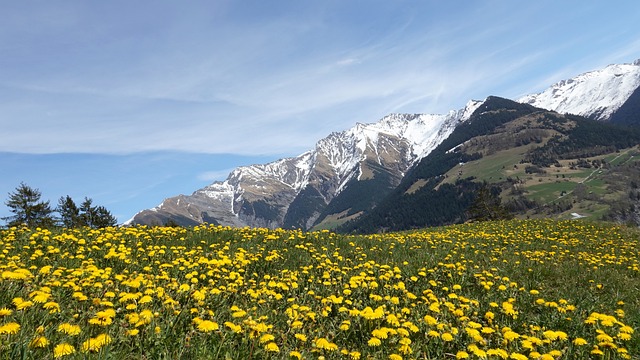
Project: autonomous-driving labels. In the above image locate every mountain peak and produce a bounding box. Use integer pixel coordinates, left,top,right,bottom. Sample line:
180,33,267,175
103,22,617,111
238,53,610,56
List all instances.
127,59,640,229
518,60,640,120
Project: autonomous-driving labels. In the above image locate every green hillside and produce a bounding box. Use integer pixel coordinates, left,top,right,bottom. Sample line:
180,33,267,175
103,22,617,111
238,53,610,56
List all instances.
341,97,640,233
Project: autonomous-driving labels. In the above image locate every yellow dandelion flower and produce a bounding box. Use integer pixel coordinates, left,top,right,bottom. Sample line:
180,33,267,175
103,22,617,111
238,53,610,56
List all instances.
232,310,247,318
503,330,520,341
618,332,632,341
53,343,76,358
427,330,440,338
0,308,13,317
224,321,242,333
389,354,402,360
295,333,307,342
290,350,302,359
573,337,588,346
456,351,470,359
487,349,508,358
0,322,20,335
30,336,49,348
260,334,275,344
15,300,33,310
368,337,382,346
423,315,438,326
548,350,562,357
315,337,338,351
619,325,634,334
197,320,219,332
57,323,81,336
81,333,112,353
43,301,60,313
264,342,279,352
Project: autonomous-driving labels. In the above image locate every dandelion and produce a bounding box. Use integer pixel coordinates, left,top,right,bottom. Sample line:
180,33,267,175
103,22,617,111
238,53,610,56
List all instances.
224,321,242,333
260,334,275,344
0,308,13,317
509,353,527,360
197,320,219,333
573,337,588,346
30,336,49,348
0,322,20,335
456,351,470,359
315,337,338,351
368,337,382,346
53,343,76,358
264,342,279,352
82,333,112,352
57,323,82,336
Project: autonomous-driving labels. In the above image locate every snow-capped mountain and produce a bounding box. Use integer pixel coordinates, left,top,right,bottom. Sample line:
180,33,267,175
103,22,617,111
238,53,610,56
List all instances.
127,100,483,229
518,59,640,120
128,59,640,229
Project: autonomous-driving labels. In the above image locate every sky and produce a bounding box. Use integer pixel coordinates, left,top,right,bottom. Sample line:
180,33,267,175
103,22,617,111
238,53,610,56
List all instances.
2,1,640,224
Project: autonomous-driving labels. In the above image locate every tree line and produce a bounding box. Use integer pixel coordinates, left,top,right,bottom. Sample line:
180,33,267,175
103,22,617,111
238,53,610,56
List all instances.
2,182,117,229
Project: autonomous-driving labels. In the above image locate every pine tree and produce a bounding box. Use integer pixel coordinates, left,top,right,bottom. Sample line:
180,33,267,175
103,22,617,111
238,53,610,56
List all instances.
467,184,513,222
90,205,117,228
77,197,117,228
3,182,55,228
57,195,81,228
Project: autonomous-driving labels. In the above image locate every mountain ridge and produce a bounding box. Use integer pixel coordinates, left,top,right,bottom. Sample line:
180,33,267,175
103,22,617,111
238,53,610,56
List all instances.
126,100,483,228
127,59,640,229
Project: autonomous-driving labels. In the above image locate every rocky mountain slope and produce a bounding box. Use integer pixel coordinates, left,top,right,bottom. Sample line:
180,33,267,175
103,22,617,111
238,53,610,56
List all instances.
127,101,483,228
128,59,640,229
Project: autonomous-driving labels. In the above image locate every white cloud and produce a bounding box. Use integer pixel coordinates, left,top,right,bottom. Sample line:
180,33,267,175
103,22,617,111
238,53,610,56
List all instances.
2,1,640,155
197,169,235,182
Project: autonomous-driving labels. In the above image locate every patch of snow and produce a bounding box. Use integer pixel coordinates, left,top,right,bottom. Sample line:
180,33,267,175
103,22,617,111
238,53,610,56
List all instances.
518,60,640,120
571,212,586,219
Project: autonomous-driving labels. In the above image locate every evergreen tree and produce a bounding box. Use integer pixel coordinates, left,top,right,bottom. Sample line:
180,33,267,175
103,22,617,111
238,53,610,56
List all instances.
79,197,94,227
90,205,118,228
78,197,117,228
467,184,513,222
57,195,81,228
3,182,55,228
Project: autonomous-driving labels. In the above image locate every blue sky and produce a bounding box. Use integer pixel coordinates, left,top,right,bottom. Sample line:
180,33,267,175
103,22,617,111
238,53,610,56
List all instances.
2,1,640,224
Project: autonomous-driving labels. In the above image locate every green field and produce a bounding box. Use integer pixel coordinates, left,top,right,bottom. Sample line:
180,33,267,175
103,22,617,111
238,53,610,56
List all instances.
1,220,638,359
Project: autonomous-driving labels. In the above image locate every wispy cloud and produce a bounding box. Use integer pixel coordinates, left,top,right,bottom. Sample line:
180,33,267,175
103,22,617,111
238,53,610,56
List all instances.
197,169,235,182
1,1,640,156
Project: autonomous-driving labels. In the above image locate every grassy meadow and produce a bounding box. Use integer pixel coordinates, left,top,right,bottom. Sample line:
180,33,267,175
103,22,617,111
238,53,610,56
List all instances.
0,220,638,359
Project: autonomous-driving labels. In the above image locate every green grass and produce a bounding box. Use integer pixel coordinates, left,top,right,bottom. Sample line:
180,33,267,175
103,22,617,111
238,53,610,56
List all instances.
1,220,638,359
526,181,577,203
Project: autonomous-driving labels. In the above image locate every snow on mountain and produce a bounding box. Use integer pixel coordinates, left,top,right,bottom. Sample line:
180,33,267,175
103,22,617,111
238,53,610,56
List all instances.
127,99,484,228
518,59,640,120
127,59,640,228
